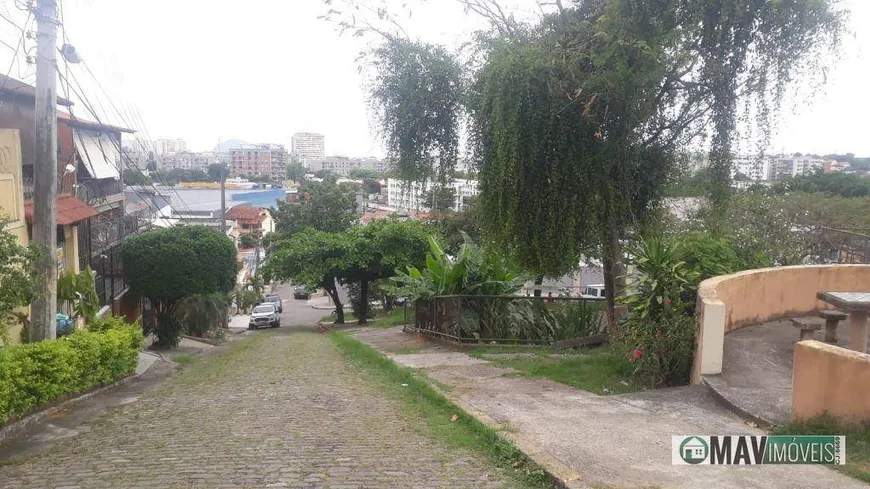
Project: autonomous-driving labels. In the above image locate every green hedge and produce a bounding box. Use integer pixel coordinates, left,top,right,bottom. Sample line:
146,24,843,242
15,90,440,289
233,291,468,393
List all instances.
0,325,143,426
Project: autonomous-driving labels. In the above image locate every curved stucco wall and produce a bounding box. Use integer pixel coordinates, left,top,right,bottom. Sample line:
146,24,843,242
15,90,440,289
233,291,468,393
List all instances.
691,264,870,384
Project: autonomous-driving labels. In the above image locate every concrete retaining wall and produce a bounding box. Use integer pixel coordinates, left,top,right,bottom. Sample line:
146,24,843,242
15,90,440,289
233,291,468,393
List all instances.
793,340,870,421
691,264,870,384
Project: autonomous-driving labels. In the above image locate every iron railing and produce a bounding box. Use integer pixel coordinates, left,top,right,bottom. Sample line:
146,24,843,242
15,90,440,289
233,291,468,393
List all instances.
811,227,870,264
404,295,607,345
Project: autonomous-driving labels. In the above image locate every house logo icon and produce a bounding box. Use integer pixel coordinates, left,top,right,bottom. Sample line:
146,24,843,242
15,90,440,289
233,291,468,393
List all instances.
679,436,709,464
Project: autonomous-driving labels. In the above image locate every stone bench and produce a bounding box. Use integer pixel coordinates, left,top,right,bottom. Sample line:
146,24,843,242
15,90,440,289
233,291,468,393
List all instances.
791,317,822,341
818,310,848,344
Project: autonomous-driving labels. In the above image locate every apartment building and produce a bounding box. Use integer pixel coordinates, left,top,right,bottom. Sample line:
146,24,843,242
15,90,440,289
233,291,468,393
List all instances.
387,178,480,212
290,132,325,162
155,138,187,155
159,151,217,172
771,154,825,180
229,144,287,180
308,156,381,176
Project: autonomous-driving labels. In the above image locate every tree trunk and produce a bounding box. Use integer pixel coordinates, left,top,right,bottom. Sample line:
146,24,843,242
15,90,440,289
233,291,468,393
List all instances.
602,217,624,332
532,275,544,297
323,279,344,324
357,280,370,325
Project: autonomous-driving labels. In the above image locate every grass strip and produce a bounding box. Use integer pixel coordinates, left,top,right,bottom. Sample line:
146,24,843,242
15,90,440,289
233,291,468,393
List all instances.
771,414,870,483
330,331,559,489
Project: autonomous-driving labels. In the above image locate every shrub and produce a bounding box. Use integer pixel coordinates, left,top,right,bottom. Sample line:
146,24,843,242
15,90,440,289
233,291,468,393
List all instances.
0,325,143,426
613,305,696,387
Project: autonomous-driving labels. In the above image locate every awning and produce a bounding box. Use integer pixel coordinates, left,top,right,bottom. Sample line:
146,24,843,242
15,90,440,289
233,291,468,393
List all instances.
24,195,99,225
74,132,120,180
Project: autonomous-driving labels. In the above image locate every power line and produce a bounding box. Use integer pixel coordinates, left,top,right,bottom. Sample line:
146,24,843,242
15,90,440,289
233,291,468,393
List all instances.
0,8,31,96
59,62,194,215
74,59,199,216
56,66,192,225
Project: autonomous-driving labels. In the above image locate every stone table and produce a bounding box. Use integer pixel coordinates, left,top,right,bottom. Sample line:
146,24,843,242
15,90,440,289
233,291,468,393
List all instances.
817,291,870,353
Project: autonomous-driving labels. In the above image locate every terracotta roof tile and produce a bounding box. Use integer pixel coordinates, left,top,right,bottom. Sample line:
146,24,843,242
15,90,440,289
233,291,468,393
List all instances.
225,206,266,222
24,195,99,225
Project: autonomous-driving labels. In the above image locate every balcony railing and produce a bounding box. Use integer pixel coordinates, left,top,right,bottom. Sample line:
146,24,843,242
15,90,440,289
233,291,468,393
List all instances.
76,178,123,207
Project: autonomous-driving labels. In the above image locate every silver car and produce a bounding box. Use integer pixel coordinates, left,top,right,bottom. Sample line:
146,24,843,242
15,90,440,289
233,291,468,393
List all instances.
249,304,280,329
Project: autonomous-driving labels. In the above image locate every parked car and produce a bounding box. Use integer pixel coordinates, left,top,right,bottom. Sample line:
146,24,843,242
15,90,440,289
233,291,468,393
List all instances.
249,304,280,329
580,284,606,300
293,285,310,300
263,293,283,313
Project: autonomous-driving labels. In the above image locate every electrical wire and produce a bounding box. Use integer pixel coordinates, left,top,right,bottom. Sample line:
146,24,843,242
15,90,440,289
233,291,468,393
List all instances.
56,66,191,226
59,63,196,220
0,8,31,96
74,59,200,217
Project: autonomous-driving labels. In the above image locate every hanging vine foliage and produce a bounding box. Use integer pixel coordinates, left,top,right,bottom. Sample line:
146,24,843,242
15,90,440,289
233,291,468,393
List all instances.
368,39,463,183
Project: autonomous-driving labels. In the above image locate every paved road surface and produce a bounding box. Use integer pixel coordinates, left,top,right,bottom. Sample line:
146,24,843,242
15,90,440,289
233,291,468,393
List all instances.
0,287,511,488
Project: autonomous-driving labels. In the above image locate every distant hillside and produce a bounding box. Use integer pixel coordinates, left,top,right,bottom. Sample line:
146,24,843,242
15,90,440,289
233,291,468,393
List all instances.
214,139,249,153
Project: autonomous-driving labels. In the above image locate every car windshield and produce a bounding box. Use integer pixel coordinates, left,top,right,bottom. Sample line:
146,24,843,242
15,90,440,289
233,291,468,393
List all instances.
265,296,279,302
253,306,274,314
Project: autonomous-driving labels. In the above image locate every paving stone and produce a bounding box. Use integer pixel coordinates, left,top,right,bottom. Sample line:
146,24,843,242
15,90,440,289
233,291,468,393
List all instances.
0,329,512,489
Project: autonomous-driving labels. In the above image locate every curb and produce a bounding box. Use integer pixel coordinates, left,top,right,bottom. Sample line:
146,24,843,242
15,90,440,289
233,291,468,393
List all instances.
701,375,774,428
0,372,141,444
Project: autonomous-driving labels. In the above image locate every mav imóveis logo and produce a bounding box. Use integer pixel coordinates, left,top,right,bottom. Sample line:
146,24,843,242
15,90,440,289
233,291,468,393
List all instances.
672,435,845,465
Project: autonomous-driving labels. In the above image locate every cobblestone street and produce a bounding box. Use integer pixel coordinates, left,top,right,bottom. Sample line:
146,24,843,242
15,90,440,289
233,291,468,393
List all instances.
0,322,512,488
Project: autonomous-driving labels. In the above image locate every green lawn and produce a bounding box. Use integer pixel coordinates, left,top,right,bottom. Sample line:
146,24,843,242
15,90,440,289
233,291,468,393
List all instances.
771,415,870,483
330,331,557,488
470,347,639,395
319,307,412,329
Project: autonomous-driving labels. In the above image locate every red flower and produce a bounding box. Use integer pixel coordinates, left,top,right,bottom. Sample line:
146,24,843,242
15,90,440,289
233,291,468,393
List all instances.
664,299,672,306
632,349,643,359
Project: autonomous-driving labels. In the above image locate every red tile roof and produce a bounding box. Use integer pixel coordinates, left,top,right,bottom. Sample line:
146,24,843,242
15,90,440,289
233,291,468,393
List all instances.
225,206,266,222
24,195,99,225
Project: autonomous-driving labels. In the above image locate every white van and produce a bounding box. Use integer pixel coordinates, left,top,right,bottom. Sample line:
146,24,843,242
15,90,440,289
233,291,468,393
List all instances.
580,284,606,300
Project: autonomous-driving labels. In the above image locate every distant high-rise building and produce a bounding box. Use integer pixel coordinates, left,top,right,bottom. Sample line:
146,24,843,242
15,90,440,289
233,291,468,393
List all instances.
291,132,325,162
229,144,287,180
155,138,187,155
771,154,825,180
158,151,217,172
307,156,382,176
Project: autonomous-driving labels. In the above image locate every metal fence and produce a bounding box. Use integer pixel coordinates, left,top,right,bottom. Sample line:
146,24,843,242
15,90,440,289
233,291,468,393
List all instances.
812,227,870,264
404,295,607,345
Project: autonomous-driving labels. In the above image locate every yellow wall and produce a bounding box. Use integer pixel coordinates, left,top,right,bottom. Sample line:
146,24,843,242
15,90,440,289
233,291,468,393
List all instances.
692,264,870,383
793,340,870,422
0,129,27,345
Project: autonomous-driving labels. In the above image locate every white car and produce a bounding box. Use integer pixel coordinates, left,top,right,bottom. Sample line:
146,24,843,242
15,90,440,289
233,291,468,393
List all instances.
580,284,606,300
249,304,280,329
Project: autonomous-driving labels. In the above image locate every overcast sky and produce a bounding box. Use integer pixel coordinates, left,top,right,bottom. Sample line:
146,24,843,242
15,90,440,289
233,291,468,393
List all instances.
1,0,867,157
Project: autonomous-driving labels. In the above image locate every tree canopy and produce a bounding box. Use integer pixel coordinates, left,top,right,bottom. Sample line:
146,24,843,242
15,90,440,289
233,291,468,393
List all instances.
121,226,237,346
286,161,307,181
272,180,358,238
327,0,844,327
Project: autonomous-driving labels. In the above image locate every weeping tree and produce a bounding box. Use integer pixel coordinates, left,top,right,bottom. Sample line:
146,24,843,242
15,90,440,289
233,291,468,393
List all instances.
324,0,844,327
368,39,463,184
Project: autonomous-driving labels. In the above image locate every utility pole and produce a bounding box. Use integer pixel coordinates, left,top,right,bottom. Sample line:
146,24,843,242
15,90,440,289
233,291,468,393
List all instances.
31,0,59,341
218,138,229,328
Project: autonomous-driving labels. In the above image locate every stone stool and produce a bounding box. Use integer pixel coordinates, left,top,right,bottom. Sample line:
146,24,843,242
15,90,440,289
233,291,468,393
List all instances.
791,317,822,341
818,310,848,344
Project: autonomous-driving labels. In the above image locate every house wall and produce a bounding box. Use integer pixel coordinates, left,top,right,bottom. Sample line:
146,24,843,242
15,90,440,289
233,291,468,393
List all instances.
692,264,870,384
793,341,870,422
0,129,27,345
0,98,36,167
